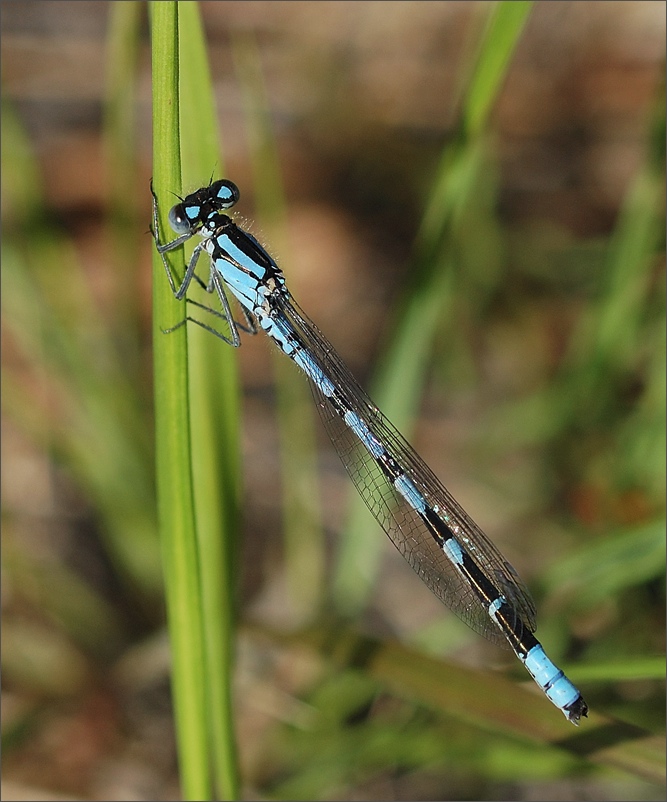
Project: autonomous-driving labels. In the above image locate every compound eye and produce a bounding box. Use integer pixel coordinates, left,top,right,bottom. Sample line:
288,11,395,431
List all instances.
168,203,192,235
211,179,240,209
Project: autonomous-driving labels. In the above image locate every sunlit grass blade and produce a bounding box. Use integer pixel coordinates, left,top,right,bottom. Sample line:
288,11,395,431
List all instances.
177,1,241,797
463,1,533,137
149,3,211,798
573,657,665,683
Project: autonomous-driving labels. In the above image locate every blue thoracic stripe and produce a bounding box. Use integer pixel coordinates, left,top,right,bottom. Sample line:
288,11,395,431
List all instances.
152,178,588,726
215,232,269,278
220,264,266,309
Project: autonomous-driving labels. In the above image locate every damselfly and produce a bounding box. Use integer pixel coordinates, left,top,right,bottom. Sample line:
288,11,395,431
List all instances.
151,179,588,725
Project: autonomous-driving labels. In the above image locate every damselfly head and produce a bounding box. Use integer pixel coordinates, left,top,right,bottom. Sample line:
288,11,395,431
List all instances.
167,179,240,235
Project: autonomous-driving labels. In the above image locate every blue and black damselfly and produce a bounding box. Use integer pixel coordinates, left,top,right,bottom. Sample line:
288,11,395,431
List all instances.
151,179,588,725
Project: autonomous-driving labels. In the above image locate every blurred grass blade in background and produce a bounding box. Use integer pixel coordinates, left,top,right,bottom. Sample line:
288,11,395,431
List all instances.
232,31,326,623
333,0,533,618
2,103,160,602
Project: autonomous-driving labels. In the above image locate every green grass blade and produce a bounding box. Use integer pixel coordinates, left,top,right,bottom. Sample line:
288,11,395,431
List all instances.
463,1,533,137
177,2,241,797
573,657,665,683
149,3,211,798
